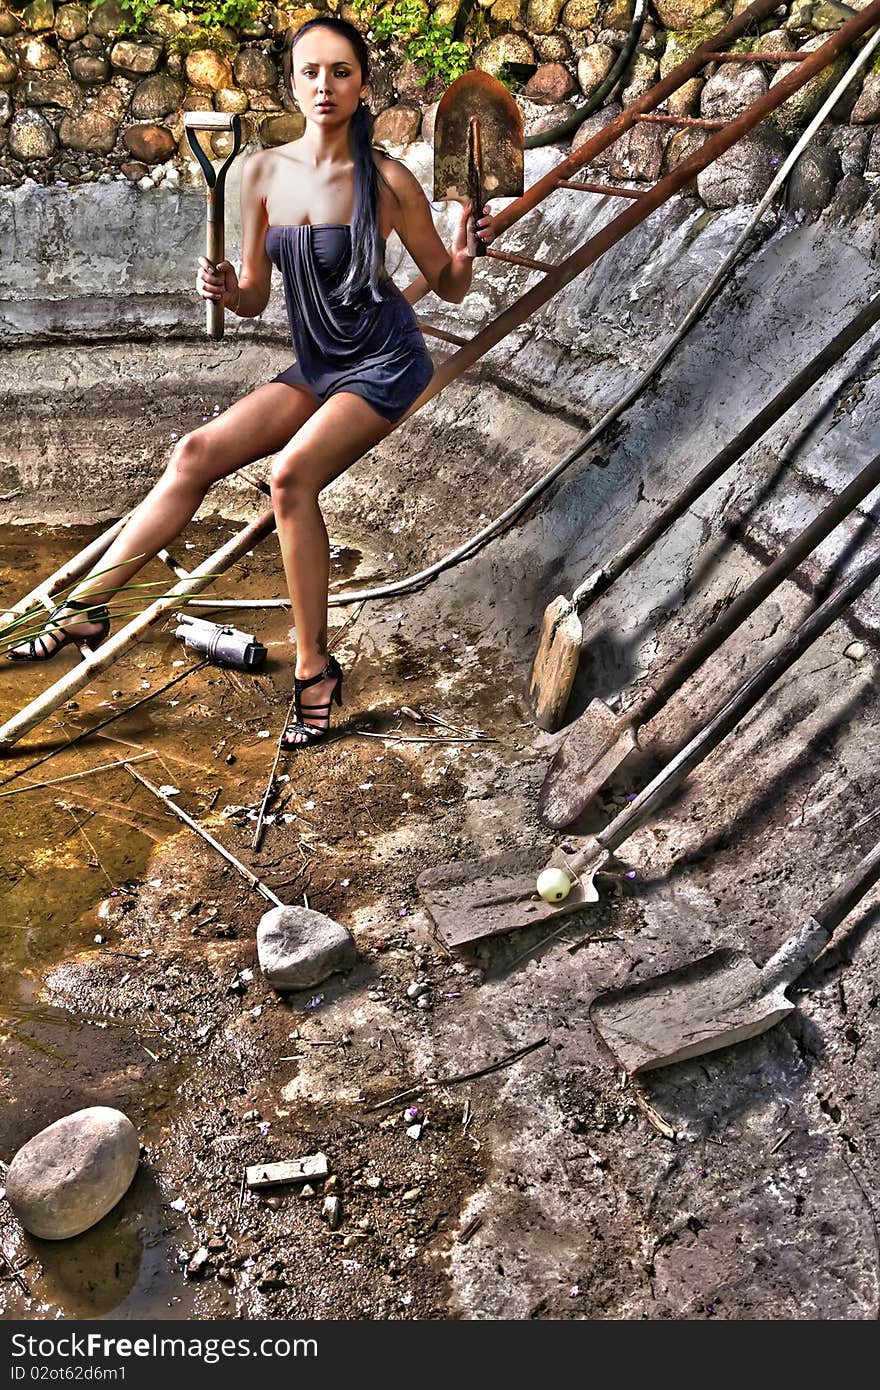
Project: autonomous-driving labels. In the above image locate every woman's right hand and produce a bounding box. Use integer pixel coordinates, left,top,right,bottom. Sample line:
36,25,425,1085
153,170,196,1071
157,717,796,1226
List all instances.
196,256,239,311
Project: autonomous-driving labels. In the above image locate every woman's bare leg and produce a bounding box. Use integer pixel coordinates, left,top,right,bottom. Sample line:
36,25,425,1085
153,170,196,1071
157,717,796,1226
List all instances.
270,391,395,740
10,381,321,656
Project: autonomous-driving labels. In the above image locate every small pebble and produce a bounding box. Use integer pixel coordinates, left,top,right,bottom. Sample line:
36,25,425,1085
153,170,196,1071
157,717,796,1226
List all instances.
845,641,867,661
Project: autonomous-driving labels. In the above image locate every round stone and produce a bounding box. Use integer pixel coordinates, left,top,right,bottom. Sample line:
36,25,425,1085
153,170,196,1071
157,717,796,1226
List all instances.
697,125,790,208
700,61,767,120
577,43,615,97
258,111,305,147
561,0,600,25
185,50,233,93
233,47,278,90
214,86,249,114
257,906,357,990
476,34,536,78
22,0,55,31
8,107,56,159
5,1107,140,1241
0,49,18,85
109,40,164,76
123,121,174,162
59,104,121,153
653,0,719,27
373,103,421,148
88,0,125,40
0,8,21,38
71,54,110,85
56,4,89,42
525,0,565,33
20,38,59,72
130,72,184,119
523,62,577,104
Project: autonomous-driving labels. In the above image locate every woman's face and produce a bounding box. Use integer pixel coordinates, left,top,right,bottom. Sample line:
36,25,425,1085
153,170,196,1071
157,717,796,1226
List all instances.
290,28,368,129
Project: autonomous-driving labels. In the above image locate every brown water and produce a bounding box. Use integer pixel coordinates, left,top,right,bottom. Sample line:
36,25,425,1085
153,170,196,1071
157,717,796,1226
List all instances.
0,518,366,1319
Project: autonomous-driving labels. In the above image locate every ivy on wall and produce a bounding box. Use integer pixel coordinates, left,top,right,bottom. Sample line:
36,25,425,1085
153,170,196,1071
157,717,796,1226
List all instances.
351,0,474,87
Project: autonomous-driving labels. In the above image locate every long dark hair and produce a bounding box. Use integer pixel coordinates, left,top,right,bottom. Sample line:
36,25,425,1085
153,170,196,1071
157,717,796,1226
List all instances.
285,16,396,306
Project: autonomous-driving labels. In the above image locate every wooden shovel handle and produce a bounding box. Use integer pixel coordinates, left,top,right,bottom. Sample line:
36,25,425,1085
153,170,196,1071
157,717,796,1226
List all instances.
206,192,224,342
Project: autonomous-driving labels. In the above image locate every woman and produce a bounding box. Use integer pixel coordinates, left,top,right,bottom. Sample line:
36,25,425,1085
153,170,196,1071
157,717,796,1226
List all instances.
9,16,496,750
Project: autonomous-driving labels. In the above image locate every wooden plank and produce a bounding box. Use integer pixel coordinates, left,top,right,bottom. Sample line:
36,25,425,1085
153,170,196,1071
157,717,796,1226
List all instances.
245,1153,330,1190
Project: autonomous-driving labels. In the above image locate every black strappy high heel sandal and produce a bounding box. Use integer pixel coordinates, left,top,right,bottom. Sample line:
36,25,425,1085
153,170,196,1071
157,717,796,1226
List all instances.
6,596,111,662
280,652,344,750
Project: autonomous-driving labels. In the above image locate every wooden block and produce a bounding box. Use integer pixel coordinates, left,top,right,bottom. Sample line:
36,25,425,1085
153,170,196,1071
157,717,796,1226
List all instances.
529,596,582,733
246,1153,330,1190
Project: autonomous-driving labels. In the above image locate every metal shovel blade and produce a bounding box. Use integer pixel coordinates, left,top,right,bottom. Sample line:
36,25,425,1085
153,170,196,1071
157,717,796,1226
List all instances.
433,71,523,203
529,596,583,732
589,947,795,1074
539,699,638,829
418,844,599,949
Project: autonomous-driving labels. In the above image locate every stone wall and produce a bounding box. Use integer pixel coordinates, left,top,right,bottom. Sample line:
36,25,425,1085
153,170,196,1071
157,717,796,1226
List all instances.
1,0,880,213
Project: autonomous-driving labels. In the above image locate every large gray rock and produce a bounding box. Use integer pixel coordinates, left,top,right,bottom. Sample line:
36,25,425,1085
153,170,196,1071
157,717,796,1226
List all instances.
8,107,56,159
234,47,278,91
257,906,357,990
56,4,89,42
851,71,880,125
826,124,870,178
577,43,615,98
130,72,184,120
610,123,665,182
696,125,790,208
785,144,841,216
5,1107,140,1240
571,100,622,171
770,36,850,138
700,62,768,121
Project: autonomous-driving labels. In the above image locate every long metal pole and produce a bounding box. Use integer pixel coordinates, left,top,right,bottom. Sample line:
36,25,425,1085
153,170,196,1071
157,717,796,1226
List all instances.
0,508,278,752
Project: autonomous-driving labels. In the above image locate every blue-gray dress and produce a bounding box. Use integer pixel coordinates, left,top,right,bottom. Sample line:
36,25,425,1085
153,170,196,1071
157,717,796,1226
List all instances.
265,222,435,423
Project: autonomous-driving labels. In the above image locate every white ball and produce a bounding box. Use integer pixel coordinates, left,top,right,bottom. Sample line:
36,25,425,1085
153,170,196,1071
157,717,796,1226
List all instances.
536,867,572,903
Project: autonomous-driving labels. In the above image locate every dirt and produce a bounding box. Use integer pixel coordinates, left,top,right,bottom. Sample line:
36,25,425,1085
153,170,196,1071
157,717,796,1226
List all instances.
2,500,880,1322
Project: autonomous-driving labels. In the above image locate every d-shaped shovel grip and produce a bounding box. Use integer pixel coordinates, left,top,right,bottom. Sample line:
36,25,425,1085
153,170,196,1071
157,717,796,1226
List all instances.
186,115,243,341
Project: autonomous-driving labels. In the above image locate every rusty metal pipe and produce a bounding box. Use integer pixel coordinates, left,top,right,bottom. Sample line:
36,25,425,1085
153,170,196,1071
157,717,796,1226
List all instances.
405,0,880,420
557,179,644,198
486,248,553,272
637,113,726,129
702,50,808,62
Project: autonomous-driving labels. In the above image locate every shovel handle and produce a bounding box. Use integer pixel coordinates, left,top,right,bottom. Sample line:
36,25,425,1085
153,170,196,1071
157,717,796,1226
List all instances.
206,193,225,342
572,293,880,620
815,834,880,934
637,444,880,727
595,538,880,859
740,820,880,992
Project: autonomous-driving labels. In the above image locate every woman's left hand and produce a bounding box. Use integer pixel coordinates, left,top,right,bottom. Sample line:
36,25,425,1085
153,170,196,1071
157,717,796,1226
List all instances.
452,200,498,259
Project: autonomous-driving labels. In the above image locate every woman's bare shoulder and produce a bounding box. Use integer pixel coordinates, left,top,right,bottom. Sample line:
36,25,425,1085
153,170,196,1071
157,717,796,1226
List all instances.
373,149,427,213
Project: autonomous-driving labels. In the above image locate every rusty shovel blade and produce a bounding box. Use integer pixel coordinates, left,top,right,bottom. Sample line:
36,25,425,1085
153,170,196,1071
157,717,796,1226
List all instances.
417,843,601,949
539,698,639,830
589,948,794,1074
433,70,523,203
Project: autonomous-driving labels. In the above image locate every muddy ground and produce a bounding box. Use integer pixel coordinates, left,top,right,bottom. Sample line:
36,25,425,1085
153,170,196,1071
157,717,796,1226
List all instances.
1,486,879,1320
